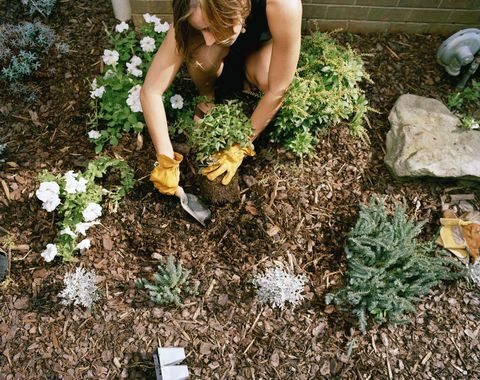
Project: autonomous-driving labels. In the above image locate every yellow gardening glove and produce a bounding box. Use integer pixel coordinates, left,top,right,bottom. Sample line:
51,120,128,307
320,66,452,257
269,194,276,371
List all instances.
150,152,183,195
436,216,472,259
201,144,255,185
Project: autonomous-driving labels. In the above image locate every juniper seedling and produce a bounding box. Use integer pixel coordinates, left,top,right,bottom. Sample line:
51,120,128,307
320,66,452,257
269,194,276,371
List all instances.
135,255,199,307
326,196,462,333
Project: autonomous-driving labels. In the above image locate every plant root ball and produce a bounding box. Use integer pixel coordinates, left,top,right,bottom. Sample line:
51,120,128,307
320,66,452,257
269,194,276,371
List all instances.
198,173,240,205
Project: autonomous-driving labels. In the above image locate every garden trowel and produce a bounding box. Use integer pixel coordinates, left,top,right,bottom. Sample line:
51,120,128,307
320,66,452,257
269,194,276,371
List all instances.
176,186,211,226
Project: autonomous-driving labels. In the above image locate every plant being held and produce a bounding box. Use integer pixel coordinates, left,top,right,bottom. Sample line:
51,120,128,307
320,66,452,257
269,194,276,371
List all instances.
253,266,306,309
189,100,253,165
58,267,100,308
326,196,462,333
88,15,190,153
36,156,134,262
273,32,372,156
135,255,199,307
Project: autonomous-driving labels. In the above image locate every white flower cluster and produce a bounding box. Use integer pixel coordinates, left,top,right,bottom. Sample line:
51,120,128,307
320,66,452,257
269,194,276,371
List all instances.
140,36,155,53
58,267,100,308
102,49,119,66
64,171,87,194
170,94,184,110
126,55,142,77
90,78,106,99
36,181,61,212
143,13,170,33
127,84,143,113
88,130,101,139
115,21,129,33
253,266,306,309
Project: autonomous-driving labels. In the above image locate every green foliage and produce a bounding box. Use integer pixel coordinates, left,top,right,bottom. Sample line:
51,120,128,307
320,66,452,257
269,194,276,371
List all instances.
273,32,371,156
447,80,480,111
460,115,479,131
326,196,462,333
135,255,199,307
0,22,68,101
189,100,253,165
37,156,134,261
89,20,192,152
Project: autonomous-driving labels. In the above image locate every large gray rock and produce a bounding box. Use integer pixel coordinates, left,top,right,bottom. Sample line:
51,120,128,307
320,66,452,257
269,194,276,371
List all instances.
385,94,480,181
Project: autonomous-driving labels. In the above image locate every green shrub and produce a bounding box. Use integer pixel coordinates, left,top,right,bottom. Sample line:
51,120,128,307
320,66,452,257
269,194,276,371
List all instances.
326,197,462,333
135,255,199,307
272,32,371,156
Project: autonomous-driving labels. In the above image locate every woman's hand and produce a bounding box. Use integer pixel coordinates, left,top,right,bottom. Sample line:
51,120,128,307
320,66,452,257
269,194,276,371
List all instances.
150,152,183,195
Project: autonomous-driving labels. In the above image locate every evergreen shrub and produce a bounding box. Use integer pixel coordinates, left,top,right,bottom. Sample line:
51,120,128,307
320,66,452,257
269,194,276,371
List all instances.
326,197,462,332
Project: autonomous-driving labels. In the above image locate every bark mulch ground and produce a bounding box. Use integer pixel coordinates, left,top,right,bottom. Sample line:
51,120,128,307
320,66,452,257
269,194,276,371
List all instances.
1,1,479,379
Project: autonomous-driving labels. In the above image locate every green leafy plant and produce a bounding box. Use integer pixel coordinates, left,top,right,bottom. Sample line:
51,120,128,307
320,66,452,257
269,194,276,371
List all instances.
36,156,134,262
135,255,199,307
88,16,192,153
189,99,253,165
272,31,372,156
326,196,462,333
447,80,480,111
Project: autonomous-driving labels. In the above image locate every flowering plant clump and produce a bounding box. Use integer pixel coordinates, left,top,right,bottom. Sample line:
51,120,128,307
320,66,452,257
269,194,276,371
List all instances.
36,156,134,262
58,267,100,308
253,266,306,309
88,15,190,153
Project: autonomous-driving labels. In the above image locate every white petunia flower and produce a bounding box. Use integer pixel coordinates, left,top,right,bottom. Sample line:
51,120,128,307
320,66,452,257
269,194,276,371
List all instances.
36,181,61,212
472,123,479,130
130,55,142,66
90,85,106,99
75,221,99,236
82,203,102,222
76,178,88,193
115,21,129,33
59,267,99,308
60,226,77,238
126,85,143,113
170,94,184,109
126,61,142,77
102,49,119,66
143,13,160,24
76,238,91,251
41,243,58,262
88,130,101,139
140,37,155,53
154,21,170,33
64,170,79,194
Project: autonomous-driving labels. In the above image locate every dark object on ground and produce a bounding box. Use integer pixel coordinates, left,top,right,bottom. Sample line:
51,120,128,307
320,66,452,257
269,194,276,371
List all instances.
198,173,240,204
0,250,7,282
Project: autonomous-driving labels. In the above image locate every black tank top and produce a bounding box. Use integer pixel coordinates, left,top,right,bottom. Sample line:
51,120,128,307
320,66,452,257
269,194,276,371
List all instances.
215,0,271,100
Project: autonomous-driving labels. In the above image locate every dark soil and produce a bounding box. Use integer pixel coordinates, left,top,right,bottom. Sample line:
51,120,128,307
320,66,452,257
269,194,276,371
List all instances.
1,1,480,379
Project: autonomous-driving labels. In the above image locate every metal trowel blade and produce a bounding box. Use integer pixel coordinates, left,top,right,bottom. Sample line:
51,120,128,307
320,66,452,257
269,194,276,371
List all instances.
178,190,211,226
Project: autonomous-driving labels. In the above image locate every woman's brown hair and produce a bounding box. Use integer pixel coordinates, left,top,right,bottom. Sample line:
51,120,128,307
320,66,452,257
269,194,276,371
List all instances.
172,0,251,59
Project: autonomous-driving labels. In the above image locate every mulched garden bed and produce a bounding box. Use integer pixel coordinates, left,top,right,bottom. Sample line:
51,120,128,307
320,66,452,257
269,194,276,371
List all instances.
1,1,479,378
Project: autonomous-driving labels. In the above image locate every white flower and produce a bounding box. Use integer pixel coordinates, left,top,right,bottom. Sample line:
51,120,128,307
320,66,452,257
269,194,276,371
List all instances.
102,49,119,66
90,85,106,99
91,78,98,90
82,203,102,222
143,13,160,24
41,243,58,262
59,267,100,308
76,238,91,251
64,171,79,194
115,21,129,33
130,55,142,66
472,123,479,130
126,62,142,78
75,221,99,236
88,130,101,139
253,266,306,309
76,178,88,193
140,37,155,53
154,21,170,33
36,182,61,212
170,94,184,109
60,226,77,238
126,85,143,113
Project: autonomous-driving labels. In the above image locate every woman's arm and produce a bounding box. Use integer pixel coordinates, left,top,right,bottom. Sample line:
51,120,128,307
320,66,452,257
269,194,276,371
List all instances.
251,0,302,140
140,27,184,159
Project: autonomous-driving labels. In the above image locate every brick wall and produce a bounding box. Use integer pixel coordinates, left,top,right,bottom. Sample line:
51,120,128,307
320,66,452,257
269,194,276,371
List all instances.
130,0,480,35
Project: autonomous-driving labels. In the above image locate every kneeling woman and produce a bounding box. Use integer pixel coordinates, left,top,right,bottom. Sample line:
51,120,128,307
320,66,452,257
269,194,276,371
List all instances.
141,0,302,195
